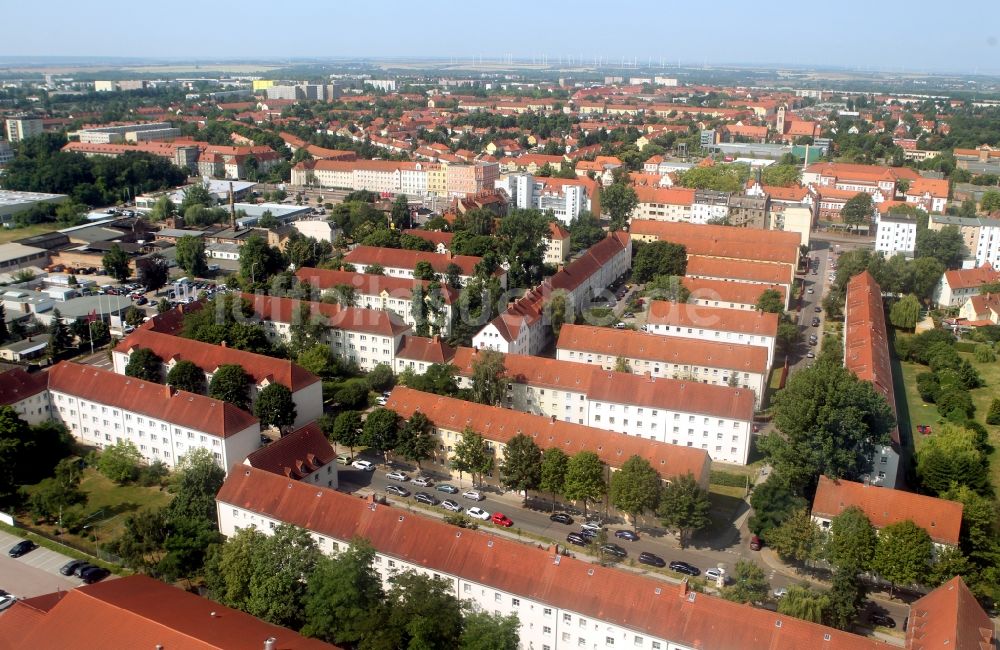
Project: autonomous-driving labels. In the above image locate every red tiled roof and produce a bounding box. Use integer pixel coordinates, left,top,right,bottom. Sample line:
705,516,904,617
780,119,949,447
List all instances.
686,255,794,286
633,185,695,206
944,264,1000,291
682,277,787,306
0,575,337,649
548,221,570,240
241,292,410,337
629,220,800,265
906,577,994,650
395,335,456,365
115,329,320,392
245,422,335,479
451,347,754,422
343,246,482,276
647,301,779,337
295,267,458,305
805,162,920,183
47,362,258,438
217,467,887,650
402,228,454,247
0,367,48,407
906,177,949,199
812,476,962,546
386,386,711,483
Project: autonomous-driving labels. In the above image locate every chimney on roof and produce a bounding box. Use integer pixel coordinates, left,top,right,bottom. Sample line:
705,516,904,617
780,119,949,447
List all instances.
164,385,174,398
264,638,277,650
551,415,556,423
220,340,227,348
679,578,689,598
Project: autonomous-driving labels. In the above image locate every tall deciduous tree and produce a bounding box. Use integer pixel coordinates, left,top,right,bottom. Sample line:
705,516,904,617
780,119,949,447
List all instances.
539,447,569,509
124,347,163,382
470,349,506,406
631,241,687,283
450,427,494,487
253,383,297,430
755,289,785,314
748,475,807,539
397,411,435,468
361,407,400,464
166,360,205,393
370,571,464,650
102,243,131,281
824,568,867,630
889,294,921,330
176,235,209,277
841,193,874,230
136,254,169,291
610,455,661,528
721,560,769,604
765,508,824,563
602,182,638,231
827,506,877,573
301,539,384,645
499,433,542,503
459,610,520,650
329,410,363,455
47,309,72,360
208,364,253,411
777,586,829,624
872,520,933,594
916,423,991,496
563,451,607,519
657,472,710,547
97,440,143,484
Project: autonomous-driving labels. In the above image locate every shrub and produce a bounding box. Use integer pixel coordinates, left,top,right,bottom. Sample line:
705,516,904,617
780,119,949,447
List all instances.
987,399,1000,426
915,372,940,403
974,344,996,363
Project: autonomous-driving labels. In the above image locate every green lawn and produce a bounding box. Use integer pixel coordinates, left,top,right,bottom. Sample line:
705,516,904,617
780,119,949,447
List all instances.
0,222,60,245
21,467,172,553
897,350,1000,494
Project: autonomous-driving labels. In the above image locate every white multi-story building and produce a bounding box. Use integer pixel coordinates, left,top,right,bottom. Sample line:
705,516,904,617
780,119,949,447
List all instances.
631,186,694,222
644,302,779,370
74,122,179,144
557,324,768,408
4,116,43,143
495,173,591,224
545,222,571,265
0,367,51,425
874,212,917,258
49,362,260,471
933,264,1000,308
294,268,458,336
292,159,497,199
241,293,411,372
217,466,892,650
690,190,731,225
112,328,322,430
449,348,756,465
343,246,498,287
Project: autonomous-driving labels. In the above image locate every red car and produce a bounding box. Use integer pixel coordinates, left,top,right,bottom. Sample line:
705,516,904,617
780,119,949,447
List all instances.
491,512,513,527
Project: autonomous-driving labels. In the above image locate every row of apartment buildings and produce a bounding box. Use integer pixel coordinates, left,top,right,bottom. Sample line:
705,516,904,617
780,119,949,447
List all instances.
290,158,500,198
62,140,282,180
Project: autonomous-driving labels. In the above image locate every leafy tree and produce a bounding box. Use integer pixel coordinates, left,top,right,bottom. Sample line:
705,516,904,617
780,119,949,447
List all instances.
325,284,358,307
840,193,874,230
157,298,171,314
827,506,877,573
97,440,143,484
366,263,385,276
748,475,808,539
136,254,169,291
539,447,569,508
975,344,997,364
987,398,1000,425
631,241,687,283
397,411,435,468
372,571,464,650
361,407,400,464
563,451,606,519
602,182,638,230
175,235,209,277
889,294,921,330
677,164,750,192
916,225,966,269
334,378,370,410
180,183,214,212
643,274,690,303
239,234,285,287
47,309,72,360
0,408,31,503
166,360,205,393
824,568,867,630
916,423,990,495
414,260,437,282
568,210,604,252
301,539,384,645
288,303,327,355
253,383,297,430
367,363,395,393
761,163,802,187
0,304,7,344
297,344,341,378
450,427,494,487
499,433,542,503
459,611,520,650
390,194,411,228
496,208,549,288
102,243,131,282
470,349,506,406
124,347,163,382
208,364,253,411
766,508,824,563
777,586,829,624
755,289,785,314
872,520,933,594
546,290,569,337
400,363,460,397
759,358,894,490
149,195,175,221
610,455,661,528
721,560,769,604
657,472,710,546
981,190,1000,213
26,462,86,525
329,410,363,455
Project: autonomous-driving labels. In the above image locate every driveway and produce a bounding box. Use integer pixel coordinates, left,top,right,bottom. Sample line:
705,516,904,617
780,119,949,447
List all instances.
0,530,83,598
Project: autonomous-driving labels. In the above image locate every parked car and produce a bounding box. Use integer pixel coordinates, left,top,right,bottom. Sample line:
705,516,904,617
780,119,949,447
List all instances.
386,470,409,482
581,521,604,534
467,507,491,521
773,587,789,598
435,484,459,494
385,485,411,498
566,532,589,547
335,453,353,465
623,312,635,319
8,541,36,558
351,460,375,471
868,613,896,628
461,489,483,501
669,561,700,576
614,529,639,542
807,288,815,294
814,306,822,312
705,568,727,583
441,499,462,512
411,476,433,487
600,543,627,559
73,563,95,578
80,567,110,584
638,552,666,568
60,559,88,576
491,512,513,527
613,322,627,329
549,512,574,525
749,535,762,551
806,351,815,358
414,492,438,506
579,528,598,539
0,595,16,612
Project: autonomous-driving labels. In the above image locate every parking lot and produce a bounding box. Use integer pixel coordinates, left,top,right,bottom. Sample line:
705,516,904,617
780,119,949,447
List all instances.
0,530,86,599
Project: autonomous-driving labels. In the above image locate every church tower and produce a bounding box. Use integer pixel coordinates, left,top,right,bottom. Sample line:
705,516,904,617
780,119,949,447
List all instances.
775,105,786,135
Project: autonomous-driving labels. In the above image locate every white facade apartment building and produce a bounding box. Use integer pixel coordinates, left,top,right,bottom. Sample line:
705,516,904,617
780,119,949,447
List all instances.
4,116,43,143
874,212,918,258
49,362,260,471
112,328,323,431
495,173,590,224
631,186,694,222
242,293,411,372
449,348,757,465
933,264,1000,308
644,301,779,370
342,246,493,288
294,267,458,336
556,324,768,408
218,467,886,650
0,368,51,426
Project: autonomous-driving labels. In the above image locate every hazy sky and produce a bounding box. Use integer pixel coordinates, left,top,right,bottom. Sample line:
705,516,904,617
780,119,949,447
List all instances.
4,0,999,74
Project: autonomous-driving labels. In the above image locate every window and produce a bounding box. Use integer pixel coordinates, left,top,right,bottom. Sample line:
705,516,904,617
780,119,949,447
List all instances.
511,598,520,606
543,607,552,616
606,638,615,646
563,614,571,623
495,593,501,602
634,637,643,646
464,584,471,593
388,560,395,568
543,626,551,634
